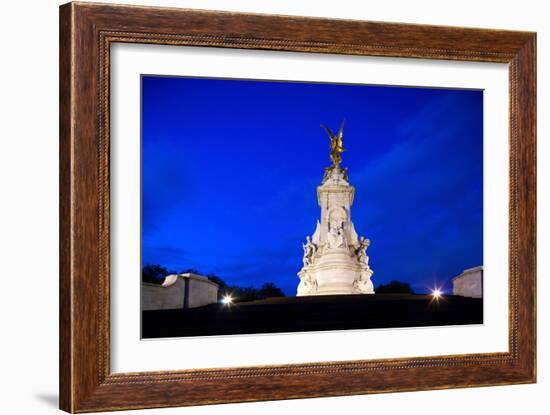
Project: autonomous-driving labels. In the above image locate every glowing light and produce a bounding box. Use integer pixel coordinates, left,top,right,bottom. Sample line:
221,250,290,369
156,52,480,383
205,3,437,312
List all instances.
221,295,234,305
431,289,443,299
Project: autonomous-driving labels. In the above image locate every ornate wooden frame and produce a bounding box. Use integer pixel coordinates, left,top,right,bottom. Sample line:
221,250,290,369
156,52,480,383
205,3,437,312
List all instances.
59,2,536,412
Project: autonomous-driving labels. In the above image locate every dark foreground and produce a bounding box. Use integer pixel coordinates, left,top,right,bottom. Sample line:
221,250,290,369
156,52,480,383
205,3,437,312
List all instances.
142,294,483,338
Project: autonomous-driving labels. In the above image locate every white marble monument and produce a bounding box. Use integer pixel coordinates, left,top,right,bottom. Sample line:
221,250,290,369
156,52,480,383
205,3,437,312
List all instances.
297,121,375,296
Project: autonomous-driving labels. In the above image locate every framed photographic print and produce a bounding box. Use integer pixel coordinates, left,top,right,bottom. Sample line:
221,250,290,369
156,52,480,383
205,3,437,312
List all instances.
59,2,536,412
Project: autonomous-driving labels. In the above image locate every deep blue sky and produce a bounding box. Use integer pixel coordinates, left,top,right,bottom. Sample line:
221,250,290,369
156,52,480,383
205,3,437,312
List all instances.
141,75,483,295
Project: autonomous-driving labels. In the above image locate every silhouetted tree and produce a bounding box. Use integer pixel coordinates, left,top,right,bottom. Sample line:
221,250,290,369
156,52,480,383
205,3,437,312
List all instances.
207,274,228,290
228,282,285,302
205,274,230,300
180,268,200,275
236,287,260,302
142,264,169,284
375,280,414,294
257,282,284,299
143,263,286,301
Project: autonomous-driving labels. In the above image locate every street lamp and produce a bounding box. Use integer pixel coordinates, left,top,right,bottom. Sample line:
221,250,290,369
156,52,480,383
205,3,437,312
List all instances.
431,288,443,299
221,294,234,306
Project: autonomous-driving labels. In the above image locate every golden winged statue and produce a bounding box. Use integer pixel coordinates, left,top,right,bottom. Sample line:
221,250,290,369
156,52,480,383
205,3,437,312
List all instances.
321,120,345,168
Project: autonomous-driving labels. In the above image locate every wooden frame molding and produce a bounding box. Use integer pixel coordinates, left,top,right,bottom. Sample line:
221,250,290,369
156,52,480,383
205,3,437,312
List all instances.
59,2,536,412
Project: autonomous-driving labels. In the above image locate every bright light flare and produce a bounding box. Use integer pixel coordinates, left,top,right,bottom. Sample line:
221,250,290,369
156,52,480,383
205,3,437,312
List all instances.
221,295,234,305
431,288,443,299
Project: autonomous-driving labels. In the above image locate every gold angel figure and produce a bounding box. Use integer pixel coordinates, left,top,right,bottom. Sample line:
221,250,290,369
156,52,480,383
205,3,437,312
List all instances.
321,120,345,168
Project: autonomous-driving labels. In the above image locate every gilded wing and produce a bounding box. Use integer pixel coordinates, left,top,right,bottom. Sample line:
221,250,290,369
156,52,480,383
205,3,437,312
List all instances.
337,119,345,139
320,124,336,140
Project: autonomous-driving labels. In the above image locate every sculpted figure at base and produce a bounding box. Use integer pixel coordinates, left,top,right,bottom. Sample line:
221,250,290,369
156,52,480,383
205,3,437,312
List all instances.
296,121,375,296
354,269,374,294
297,270,318,295
302,236,317,267
356,236,371,266
327,225,346,250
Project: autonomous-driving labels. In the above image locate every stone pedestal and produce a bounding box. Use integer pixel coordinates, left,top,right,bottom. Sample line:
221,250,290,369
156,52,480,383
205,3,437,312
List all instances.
297,165,374,296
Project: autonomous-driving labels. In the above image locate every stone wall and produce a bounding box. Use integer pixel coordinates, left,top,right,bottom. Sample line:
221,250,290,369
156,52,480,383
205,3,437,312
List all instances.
452,266,483,298
142,273,219,311
187,276,219,308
